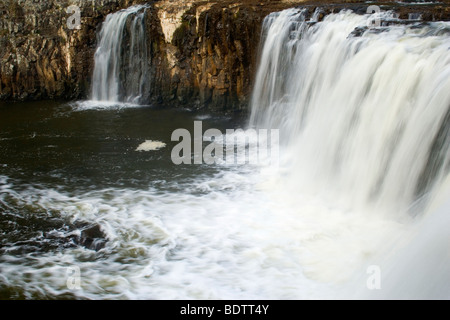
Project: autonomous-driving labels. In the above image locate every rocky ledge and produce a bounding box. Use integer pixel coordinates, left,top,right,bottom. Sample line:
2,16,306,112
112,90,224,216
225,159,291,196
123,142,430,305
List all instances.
0,0,449,112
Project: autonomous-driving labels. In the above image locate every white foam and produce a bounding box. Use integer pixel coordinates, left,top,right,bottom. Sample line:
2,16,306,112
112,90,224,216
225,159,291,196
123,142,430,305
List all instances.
71,100,143,111
135,140,167,152
0,166,412,300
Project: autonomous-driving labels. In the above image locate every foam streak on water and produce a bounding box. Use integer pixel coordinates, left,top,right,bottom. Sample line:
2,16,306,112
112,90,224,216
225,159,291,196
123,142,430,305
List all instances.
0,172,343,299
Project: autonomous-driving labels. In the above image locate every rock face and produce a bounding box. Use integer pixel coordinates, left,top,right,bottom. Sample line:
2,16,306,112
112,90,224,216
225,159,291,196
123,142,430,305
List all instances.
1,0,450,111
0,0,141,101
0,0,289,111
149,0,273,111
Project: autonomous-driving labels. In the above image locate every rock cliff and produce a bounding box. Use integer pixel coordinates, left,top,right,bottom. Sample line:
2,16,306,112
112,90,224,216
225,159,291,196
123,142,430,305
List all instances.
1,0,449,111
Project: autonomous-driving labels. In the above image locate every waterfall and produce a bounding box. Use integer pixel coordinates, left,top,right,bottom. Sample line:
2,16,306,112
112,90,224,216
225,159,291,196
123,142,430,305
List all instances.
250,9,450,298
251,8,450,214
91,5,150,104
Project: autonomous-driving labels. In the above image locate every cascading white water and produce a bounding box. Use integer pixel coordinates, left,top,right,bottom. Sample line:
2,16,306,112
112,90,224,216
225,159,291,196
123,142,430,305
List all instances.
251,8,450,214
91,5,150,104
250,9,450,298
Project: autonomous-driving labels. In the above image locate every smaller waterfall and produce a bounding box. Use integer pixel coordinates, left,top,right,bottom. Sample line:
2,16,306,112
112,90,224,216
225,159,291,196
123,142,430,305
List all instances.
91,5,150,104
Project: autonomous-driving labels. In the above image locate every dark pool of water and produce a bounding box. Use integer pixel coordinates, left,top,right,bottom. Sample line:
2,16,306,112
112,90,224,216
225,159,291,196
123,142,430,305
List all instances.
0,100,248,299
0,101,246,192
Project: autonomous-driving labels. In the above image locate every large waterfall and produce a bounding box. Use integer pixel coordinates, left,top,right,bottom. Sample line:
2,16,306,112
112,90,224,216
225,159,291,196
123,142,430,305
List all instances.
91,5,150,104
250,9,450,298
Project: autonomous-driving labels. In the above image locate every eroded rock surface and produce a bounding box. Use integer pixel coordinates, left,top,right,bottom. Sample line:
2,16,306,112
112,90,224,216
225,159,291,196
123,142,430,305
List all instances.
1,0,449,111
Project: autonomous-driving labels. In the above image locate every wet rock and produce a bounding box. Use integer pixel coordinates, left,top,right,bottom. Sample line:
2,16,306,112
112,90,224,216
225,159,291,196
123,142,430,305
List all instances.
0,216,107,254
73,224,107,251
